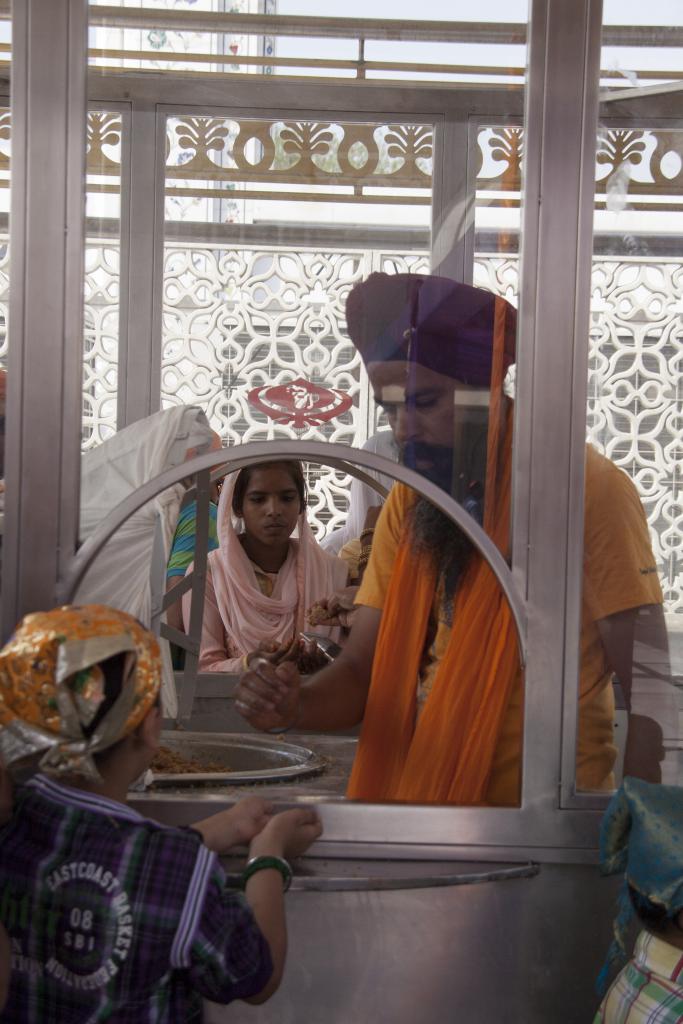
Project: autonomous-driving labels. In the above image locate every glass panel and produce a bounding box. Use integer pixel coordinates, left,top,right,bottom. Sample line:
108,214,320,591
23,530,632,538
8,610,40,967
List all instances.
87,0,529,88
83,110,123,448
473,123,522,302
601,0,683,92
0,19,8,599
160,113,526,806
162,112,431,537
0,102,9,458
87,1,530,808
574,7,682,794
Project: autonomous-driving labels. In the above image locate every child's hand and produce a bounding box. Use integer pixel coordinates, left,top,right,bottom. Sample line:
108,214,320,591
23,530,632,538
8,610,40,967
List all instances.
224,797,275,846
249,808,322,861
192,797,274,854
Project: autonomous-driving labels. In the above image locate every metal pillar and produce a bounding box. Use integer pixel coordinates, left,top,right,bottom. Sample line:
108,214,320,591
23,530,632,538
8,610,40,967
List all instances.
431,117,473,283
513,0,604,810
2,0,88,639
116,99,165,428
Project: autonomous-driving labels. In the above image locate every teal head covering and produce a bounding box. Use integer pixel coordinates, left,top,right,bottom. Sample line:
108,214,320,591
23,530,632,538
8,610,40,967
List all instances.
598,777,683,992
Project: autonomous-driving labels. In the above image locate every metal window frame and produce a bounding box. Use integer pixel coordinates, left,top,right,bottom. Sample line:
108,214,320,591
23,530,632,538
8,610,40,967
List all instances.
59,445,525,729
517,0,605,814
431,115,472,282
4,0,631,861
87,70,524,118
83,5,683,50
115,95,166,427
561,105,683,806
1,0,88,639
88,76,513,425
155,97,449,442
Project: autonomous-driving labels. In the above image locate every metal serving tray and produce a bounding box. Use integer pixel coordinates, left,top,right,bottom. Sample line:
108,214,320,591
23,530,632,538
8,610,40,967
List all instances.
150,730,326,786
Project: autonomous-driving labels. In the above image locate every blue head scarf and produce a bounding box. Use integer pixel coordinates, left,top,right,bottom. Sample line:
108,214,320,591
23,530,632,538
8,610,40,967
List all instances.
598,776,683,992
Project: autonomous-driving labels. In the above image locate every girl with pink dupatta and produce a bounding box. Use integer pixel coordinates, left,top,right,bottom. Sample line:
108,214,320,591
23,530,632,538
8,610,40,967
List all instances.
186,461,348,674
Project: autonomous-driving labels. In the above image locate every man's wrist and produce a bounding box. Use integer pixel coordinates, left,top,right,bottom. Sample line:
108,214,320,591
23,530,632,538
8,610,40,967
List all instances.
265,708,300,735
266,690,305,735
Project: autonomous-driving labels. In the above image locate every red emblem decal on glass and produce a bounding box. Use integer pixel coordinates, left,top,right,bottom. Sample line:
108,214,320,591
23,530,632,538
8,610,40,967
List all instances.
247,378,353,429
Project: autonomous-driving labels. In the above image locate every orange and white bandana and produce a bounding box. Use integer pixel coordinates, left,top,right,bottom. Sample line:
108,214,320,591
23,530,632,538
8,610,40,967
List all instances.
0,604,161,780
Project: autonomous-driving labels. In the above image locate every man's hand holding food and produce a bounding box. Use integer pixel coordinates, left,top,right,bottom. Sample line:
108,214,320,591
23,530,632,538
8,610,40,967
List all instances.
235,655,302,733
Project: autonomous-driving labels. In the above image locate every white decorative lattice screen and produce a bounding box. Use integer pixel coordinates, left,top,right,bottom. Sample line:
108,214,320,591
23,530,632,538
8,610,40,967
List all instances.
0,237,661,611
160,245,429,534
474,254,682,614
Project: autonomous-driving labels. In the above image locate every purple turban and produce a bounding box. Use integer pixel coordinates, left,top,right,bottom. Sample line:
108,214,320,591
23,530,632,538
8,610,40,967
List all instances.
345,273,516,387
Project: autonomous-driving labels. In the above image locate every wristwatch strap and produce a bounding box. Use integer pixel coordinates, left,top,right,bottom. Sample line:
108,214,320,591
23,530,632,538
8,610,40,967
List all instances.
242,854,293,892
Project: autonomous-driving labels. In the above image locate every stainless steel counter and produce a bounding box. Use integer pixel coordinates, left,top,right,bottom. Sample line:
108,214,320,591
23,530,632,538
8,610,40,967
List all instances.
203,862,624,1024
141,676,638,1022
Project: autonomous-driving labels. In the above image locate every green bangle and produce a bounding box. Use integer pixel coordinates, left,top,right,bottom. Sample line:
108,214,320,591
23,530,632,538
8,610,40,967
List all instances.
242,855,292,892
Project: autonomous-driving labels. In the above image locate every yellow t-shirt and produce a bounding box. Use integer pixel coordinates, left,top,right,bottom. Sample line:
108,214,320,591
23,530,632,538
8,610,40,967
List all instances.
339,538,362,584
357,445,663,805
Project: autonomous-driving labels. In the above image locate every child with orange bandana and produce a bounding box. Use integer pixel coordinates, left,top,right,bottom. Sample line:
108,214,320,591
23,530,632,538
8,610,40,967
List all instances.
0,605,321,1023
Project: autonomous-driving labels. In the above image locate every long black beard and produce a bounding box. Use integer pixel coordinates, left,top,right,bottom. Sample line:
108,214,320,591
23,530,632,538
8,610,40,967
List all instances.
409,497,474,623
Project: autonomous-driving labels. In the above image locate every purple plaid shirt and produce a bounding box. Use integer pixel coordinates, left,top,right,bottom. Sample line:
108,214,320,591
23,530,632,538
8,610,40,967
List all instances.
0,775,272,1022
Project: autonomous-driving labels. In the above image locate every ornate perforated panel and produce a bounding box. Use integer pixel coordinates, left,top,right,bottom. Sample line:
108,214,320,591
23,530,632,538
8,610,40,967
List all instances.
0,232,122,450
82,242,120,449
0,103,678,608
165,115,433,216
0,230,120,450
474,254,682,613
81,110,122,449
79,117,683,213
158,243,682,611
161,244,429,533
0,225,677,609
587,260,682,612
476,125,683,211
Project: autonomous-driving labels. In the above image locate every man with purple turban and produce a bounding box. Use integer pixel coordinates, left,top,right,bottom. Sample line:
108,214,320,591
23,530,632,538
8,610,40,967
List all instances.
235,273,665,806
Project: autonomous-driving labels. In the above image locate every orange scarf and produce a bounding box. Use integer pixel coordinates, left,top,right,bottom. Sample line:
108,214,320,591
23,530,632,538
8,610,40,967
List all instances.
347,298,522,805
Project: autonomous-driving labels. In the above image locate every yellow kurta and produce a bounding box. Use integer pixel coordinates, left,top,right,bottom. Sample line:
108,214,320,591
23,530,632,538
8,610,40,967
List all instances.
357,446,663,805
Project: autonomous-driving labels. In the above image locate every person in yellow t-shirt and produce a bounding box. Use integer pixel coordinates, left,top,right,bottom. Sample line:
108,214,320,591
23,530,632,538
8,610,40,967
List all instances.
234,273,665,805
353,443,662,805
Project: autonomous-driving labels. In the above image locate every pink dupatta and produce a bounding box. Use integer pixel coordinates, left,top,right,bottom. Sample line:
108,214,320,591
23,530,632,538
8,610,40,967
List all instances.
207,471,348,655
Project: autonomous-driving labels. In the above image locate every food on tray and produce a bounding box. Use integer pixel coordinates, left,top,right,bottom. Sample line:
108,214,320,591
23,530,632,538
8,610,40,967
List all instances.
151,745,228,775
306,600,331,626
